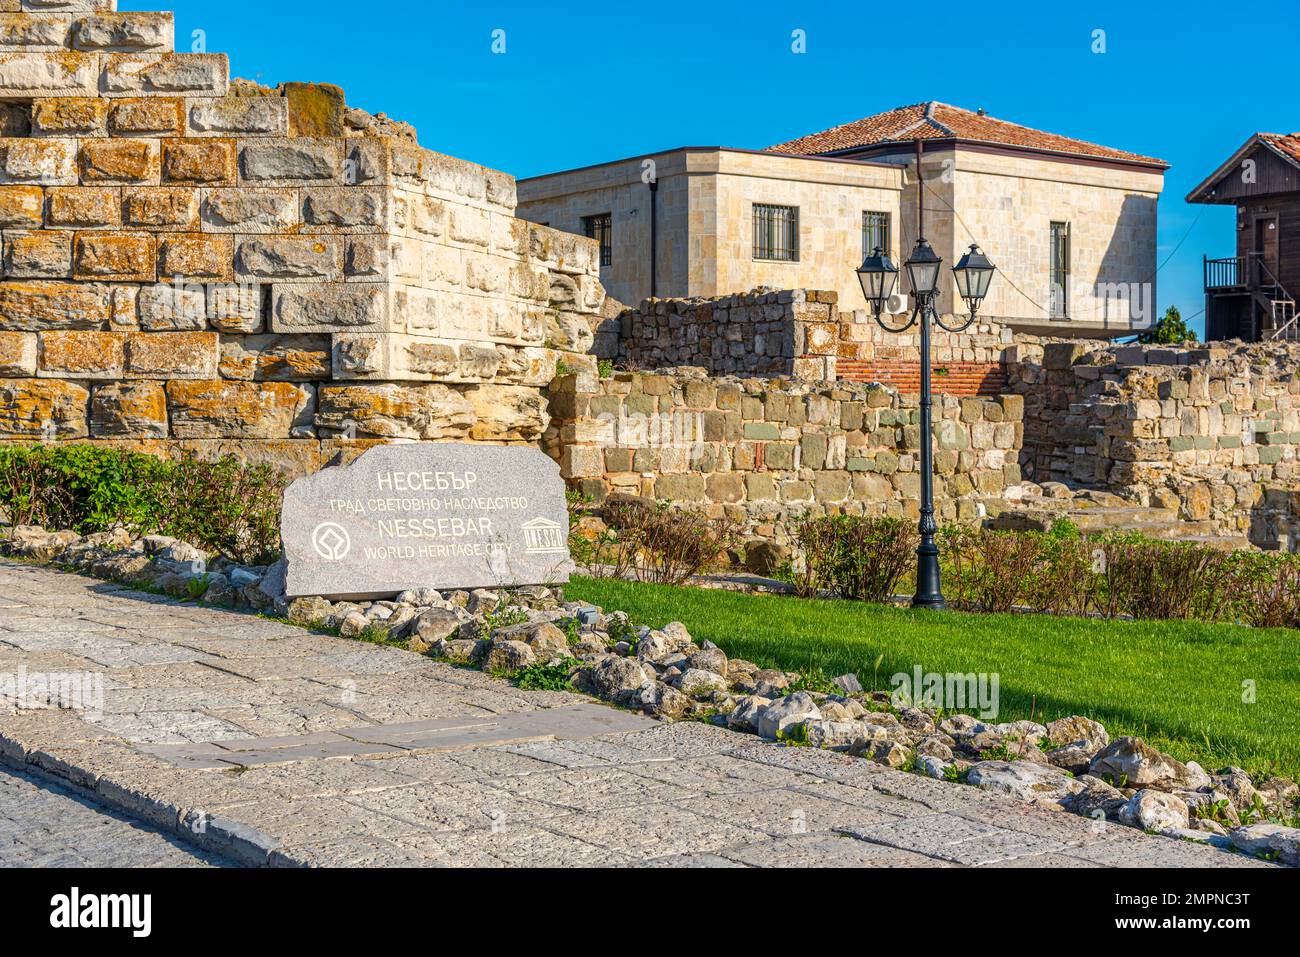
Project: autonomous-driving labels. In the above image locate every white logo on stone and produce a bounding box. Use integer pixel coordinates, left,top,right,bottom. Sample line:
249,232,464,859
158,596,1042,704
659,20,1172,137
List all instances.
521,518,566,555
312,522,352,561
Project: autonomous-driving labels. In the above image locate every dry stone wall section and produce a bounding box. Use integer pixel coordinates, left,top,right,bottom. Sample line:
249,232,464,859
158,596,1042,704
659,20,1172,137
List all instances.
0,0,606,475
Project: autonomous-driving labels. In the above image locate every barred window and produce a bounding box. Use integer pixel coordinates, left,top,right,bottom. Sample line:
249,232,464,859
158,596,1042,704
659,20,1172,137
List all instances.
753,204,799,261
1050,221,1070,318
862,211,890,258
583,213,612,266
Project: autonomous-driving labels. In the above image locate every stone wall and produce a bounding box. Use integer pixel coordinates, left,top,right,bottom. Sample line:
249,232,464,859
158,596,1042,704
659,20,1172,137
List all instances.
0,0,606,475
546,367,1023,542
609,286,1013,396
1011,338,1300,543
612,288,840,380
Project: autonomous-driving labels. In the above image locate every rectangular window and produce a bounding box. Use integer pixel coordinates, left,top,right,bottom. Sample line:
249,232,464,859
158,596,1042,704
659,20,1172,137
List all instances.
753,204,799,261
582,213,612,267
1050,221,1070,318
862,211,890,258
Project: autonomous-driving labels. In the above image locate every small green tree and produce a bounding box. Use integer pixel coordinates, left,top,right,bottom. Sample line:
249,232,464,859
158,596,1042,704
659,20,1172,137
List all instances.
1139,306,1197,344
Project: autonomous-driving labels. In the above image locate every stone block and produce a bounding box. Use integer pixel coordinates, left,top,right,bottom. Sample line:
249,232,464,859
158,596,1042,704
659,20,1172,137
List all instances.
0,137,75,183
157,233,233,280
101,53,229,97
270,283,387,333
187,96,288,136
136,282,205,330
166,379,314,439
0,376,88,437
281,81,344,137
162,138,235,184
30,96,109,136
0,330,37,373
73,232,155,281
219,334,329,381
46,186,118,227
205,282,263,333
301,186,386,231
35,328,122,376
463,383,548,441
315,382,474,440
559,444,604,479
79,137,159,183
90,380,167,437
0,184,43,226
122,185,199,229
235,237,339,281
0,12,72,50
238,138,342,184
108,97,183,136
198,186,297,232
72,12,172,52
0,279,109,330
123,330,217,378
0,51,98,96
3,229,72,277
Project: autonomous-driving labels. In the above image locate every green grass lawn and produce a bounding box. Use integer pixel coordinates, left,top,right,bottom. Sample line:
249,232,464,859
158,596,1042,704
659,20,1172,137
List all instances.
567,576,1300,782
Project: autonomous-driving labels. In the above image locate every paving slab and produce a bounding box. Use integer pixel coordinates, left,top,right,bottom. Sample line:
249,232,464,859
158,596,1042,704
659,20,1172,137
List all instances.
0,560,1282,869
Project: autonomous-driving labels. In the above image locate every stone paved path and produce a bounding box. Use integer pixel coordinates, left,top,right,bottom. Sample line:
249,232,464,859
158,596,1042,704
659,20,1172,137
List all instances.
0,561,1276,868
0,765,227,867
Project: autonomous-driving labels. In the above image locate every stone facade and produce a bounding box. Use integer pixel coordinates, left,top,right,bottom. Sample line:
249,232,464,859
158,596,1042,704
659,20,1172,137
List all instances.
1011,338,1300,545
0,0,606,474
546,367,1023,541
516,148,905,314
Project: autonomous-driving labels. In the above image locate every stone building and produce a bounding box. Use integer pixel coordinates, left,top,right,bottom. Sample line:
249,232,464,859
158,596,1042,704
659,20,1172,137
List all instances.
516,147,904,316
0,0,607,474
518,102,1167,339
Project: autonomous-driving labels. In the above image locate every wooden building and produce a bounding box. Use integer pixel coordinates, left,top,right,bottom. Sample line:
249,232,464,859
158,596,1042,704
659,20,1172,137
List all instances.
1188,133,1300,341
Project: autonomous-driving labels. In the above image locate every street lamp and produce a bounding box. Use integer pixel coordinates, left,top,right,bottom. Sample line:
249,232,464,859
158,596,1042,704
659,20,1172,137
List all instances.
856,141,996,609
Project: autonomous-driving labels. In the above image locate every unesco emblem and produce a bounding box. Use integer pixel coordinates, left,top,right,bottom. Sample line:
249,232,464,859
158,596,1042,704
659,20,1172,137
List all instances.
311,522,352,561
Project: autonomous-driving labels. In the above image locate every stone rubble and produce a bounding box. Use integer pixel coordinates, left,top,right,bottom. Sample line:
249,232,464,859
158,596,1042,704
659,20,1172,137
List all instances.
4,520,1298,867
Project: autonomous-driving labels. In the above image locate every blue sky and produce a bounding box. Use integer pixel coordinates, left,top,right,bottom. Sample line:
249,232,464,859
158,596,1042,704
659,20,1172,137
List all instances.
152,0,1300,335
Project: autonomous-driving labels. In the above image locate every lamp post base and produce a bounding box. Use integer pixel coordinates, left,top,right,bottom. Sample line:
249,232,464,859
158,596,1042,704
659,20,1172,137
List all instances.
911,544,946,610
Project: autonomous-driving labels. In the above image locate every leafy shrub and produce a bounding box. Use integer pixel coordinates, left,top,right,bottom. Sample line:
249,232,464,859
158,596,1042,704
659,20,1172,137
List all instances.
793,515,916,602
0,444,286,563
597,500,742,585
1095,533,1237,622
1227,551,1300,629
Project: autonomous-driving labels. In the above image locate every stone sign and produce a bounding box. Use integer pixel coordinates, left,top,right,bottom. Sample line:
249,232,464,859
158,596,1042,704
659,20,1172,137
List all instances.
282,443,573,599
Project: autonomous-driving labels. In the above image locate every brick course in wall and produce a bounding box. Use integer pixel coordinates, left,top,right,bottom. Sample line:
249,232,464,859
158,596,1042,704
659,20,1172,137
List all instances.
0,1,607,474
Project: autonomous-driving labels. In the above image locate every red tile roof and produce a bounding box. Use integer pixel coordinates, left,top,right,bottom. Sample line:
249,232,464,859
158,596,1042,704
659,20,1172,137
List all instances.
1262,132,1300,165
767,101,1167,167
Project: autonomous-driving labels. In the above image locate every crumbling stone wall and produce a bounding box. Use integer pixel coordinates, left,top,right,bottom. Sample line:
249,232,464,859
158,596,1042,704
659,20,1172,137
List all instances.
609,286,1012,396
0,0,605,475
1010,338,1300,543
546,367,1023,542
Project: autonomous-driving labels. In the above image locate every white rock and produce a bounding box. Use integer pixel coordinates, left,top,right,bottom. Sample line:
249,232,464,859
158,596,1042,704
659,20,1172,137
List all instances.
755,692,822,740
966,760,1085,808
1119,790,1190,833
1229,823,1300,865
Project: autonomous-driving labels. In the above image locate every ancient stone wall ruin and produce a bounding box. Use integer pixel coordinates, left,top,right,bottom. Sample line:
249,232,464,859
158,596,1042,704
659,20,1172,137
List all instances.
545,367,1023,542
0,0,605,475
609,286,1012,396
1010,338,1300,545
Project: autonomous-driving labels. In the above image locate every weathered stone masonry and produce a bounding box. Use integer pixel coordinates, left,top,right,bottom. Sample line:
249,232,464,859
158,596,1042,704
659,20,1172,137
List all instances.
1010,338,1300,546
546,367,1023,542
0,0,606,474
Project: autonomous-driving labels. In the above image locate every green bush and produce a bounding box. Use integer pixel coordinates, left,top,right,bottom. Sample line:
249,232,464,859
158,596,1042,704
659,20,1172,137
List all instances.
793,515,916,602
0,444,286,564
592,499,742,586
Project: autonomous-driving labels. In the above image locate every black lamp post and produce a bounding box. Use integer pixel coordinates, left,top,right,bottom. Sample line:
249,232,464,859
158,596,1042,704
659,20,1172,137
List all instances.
856,141,995,609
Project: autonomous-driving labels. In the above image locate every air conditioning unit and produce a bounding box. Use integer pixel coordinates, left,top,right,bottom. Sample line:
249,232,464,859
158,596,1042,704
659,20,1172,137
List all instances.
884,292,911,315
